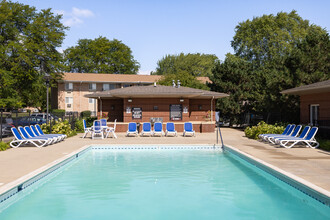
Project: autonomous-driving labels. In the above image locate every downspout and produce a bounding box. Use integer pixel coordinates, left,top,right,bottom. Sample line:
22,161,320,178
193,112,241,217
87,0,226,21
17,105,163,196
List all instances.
211,96,214,122
79,81,82,114
99,97,102,119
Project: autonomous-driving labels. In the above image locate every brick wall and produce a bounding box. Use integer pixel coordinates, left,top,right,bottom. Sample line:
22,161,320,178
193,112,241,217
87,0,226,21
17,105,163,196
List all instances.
100,97,216,123
300,92,330,123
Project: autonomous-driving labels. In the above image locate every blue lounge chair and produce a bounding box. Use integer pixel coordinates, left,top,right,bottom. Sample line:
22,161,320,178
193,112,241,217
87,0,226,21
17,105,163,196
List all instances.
262,124,295,142
82,119,92,138
31,125,65,141
126,122,138,136
183,122,195,137
259,124,291,141
274,126,310,145
24,126,57,144
141,122,152,136
10,127,49,148
277,127,319,148
153,122,163,136
35,124,67,139
268,125,302,144
92,120,104,139
165,122,177,137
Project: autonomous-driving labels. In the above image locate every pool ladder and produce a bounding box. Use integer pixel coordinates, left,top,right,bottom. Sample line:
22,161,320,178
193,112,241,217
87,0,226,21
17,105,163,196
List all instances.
216,122,224,148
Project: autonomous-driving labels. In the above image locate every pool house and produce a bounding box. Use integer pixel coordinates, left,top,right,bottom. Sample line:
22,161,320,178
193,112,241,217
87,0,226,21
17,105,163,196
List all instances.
85,83,229,132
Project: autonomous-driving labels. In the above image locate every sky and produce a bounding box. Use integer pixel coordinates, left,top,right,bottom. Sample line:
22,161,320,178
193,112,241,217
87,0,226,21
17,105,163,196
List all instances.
15,0,330,74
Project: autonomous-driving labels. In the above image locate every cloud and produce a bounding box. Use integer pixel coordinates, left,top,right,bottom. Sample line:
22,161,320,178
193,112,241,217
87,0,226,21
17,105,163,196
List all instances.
56,7,94,27
72,7,94,18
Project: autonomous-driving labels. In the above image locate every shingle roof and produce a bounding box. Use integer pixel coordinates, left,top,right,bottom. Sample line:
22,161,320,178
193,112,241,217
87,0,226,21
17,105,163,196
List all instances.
85,85,229,99
60,72,210,84
281,79,330,95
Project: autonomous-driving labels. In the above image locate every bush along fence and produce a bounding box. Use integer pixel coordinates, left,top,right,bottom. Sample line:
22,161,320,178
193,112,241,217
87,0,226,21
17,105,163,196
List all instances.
0,109,97,142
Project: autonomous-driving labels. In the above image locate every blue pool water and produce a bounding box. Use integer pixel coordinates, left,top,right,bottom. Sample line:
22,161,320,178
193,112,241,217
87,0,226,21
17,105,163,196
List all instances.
0,149,329,219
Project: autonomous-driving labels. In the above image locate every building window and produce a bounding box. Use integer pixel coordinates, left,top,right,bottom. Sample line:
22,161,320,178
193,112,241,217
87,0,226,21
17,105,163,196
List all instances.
65,97,73,104
103,84,110,91
65,83,73,91
153,106,158,110
89,83,96,91
123,84,131,88
103,84,116,91
89,98,95,104
310,104,319,126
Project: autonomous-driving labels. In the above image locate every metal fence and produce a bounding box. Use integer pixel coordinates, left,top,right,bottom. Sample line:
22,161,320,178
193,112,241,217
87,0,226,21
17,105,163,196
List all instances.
0,109,81,142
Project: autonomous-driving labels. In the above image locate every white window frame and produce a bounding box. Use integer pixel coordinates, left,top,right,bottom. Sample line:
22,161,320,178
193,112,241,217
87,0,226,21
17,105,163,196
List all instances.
310,104,319,125
65,97,73,104
89,83,96,91
65,83,73,91
89,98,95,104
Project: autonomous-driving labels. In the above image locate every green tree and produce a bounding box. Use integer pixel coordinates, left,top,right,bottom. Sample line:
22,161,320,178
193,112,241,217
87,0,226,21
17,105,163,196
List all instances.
63,37,140,74
152,53,218,77
212,11,329,124
210,54,258,124
0,0,67,109
152,53,217,90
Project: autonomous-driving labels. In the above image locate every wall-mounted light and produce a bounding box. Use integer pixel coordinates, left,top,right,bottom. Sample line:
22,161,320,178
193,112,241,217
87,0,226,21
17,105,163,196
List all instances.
180,98,184,102
128,99,132,103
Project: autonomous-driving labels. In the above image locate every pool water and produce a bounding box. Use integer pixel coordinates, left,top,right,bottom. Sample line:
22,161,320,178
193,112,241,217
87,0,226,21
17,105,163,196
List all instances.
0,149,329,219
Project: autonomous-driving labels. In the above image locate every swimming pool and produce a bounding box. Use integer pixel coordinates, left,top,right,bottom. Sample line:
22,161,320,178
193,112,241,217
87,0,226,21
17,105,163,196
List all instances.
0,145,329,219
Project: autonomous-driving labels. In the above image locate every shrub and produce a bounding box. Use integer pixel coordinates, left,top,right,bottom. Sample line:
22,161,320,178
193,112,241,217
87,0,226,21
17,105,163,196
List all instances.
75,119,84,132
317,138,330,151
80,110,91,118
41,119,77,137
0,141,9,151
51,109,65,117
244,121,284,140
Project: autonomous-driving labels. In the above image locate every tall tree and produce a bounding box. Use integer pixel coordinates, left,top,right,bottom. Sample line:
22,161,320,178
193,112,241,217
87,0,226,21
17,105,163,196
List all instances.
152,53,218,77
212,11,329,124
0,0,67,108
63,37,140,74
152,53,217,89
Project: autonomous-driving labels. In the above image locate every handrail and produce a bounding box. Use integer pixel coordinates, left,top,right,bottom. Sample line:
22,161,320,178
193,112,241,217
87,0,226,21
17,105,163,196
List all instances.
216,122,224,147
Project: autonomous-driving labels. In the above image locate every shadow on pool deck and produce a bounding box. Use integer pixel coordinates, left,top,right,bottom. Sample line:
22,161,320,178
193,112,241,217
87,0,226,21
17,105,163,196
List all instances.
0,128,329,194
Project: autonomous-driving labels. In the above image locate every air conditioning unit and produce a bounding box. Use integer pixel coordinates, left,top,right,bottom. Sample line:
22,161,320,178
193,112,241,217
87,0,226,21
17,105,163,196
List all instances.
67,104,72,108
67,91,72,94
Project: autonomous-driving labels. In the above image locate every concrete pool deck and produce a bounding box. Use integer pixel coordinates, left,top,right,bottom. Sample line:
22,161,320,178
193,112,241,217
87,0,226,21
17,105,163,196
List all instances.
0,128,329,195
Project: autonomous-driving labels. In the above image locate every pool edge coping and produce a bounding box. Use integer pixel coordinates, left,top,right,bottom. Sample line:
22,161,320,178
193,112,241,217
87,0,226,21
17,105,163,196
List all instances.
224,144,330,206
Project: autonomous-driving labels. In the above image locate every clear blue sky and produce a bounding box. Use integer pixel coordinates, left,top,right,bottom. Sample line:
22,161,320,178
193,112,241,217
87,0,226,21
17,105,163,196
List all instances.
16,0,330,74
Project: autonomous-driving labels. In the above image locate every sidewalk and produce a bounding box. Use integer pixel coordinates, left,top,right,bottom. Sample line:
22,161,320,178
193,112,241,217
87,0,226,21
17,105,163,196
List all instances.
0,128,329,193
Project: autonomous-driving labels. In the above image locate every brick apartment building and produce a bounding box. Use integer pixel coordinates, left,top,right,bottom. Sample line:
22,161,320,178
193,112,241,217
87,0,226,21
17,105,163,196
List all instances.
52,72,210,116
281,79,330,137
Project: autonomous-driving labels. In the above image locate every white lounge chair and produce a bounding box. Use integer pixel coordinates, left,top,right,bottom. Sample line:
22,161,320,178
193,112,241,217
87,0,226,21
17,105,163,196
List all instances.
268,125,301,144
153,122,163,136
278,127,319,148
165,122,177,137
35,124,67,140
183,122,195,137
140,122,152,136
126,122,138,136
10,127,49,148
24,126,57,143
